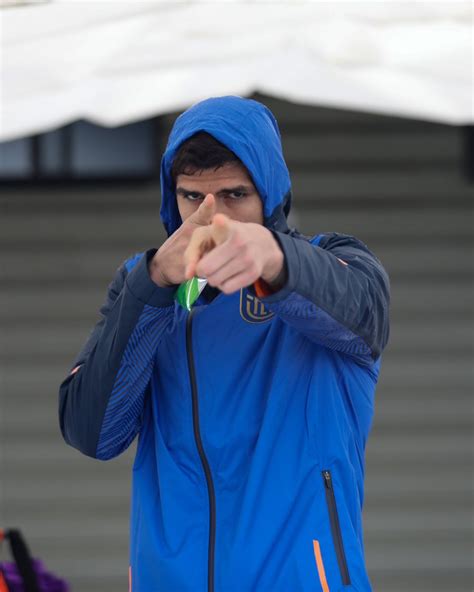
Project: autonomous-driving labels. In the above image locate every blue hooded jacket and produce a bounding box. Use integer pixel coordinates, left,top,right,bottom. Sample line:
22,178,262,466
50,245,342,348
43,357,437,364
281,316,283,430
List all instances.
59,96,390,591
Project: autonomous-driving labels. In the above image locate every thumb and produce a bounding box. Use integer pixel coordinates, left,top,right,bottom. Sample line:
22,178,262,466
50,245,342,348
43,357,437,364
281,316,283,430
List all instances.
188,193,217,225
211,213,232,245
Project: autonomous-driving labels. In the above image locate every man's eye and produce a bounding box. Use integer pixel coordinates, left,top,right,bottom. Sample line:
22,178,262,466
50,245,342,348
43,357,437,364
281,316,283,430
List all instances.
185,193,203,201
227,192,247,200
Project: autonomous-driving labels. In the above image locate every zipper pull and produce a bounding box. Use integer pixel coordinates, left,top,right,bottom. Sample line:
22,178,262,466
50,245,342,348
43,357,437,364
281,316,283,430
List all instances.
323,470,332,489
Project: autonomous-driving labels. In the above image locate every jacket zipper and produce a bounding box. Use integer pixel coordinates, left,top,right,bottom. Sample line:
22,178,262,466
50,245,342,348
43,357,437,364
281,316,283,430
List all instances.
186,308,216,592
322,469,351,586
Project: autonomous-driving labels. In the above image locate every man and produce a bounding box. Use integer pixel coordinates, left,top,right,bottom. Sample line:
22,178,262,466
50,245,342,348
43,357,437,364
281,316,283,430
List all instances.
59,96,390,592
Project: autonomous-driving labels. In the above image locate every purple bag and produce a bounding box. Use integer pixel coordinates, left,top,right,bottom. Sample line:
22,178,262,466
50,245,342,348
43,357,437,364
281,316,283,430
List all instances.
0,529,69,592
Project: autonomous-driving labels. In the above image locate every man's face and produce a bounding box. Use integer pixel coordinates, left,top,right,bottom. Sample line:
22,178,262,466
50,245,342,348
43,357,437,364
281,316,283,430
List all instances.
176,162,264,225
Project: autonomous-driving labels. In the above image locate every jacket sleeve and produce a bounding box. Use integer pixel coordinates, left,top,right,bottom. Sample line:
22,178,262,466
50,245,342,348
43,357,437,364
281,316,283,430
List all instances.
250,231,390,368
58,249,177,460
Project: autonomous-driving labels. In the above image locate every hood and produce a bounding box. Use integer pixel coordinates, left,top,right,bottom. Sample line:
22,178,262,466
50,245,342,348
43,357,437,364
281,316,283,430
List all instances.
160,96,292,237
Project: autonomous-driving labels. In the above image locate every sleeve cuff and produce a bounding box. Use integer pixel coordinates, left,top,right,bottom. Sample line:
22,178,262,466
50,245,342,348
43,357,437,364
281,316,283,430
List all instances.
125,249,178,307
250,230,302,303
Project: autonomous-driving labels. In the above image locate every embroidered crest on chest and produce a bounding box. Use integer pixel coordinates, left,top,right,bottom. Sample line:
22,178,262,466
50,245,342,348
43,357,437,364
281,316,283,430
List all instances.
239,289,274,324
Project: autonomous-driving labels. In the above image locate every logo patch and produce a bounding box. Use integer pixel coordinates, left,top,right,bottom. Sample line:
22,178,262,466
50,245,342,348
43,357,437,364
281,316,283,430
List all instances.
240,289,274,323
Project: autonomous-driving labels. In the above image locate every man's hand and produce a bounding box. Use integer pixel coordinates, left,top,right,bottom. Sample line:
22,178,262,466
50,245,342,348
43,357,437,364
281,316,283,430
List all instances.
184,213,285,295
149,194,217,287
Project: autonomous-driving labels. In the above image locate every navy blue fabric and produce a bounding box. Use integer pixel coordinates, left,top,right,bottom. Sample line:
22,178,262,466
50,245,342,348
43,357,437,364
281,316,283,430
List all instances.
124,252,143,273
251,231,390,366
59,249,176,458
96,303,175,460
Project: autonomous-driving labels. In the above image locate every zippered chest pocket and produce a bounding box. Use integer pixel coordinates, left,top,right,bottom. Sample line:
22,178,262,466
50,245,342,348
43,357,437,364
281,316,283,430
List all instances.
322,469,351,586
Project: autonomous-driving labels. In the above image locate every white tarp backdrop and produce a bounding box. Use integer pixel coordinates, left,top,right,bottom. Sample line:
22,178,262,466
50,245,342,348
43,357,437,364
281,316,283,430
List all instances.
0,0,472,141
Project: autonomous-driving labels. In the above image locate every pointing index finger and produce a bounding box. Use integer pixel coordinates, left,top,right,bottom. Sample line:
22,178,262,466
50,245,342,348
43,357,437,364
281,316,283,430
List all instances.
184,226,214,279
211,213,233,245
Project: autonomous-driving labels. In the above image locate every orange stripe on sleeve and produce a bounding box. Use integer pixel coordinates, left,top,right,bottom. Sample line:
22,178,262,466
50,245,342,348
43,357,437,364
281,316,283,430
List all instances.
313,539,330,592
253,278,274,298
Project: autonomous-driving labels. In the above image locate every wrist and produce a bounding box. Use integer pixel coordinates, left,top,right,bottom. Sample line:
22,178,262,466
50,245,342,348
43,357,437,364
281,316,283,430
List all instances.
148,255,174,288
261,235,286,289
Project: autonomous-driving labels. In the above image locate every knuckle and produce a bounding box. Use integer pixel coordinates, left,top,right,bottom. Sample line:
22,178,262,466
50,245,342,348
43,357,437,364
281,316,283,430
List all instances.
231,233,243,249
242,254,254,268
244,257,257,277
242,242,252,257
